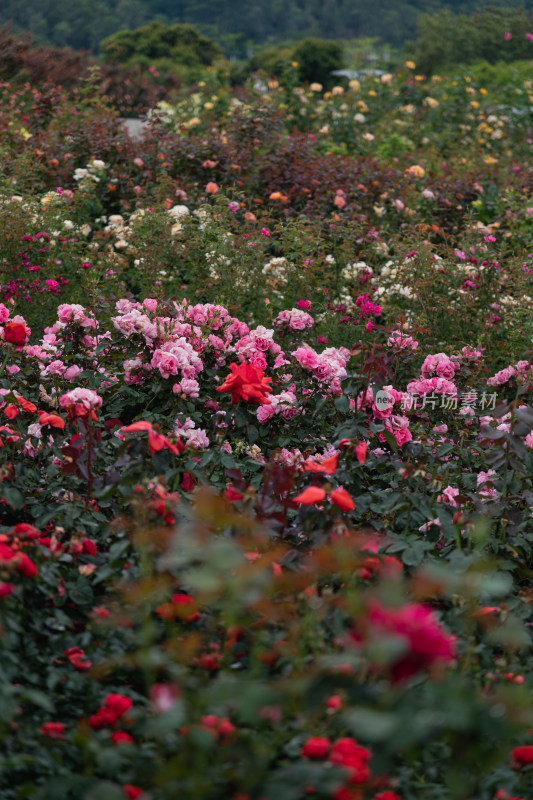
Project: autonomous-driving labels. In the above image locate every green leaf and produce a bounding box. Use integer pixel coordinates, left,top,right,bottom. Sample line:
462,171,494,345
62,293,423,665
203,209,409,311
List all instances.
383,428,398,453
344,708,399,741
83,782,124,800
221,452,236,469
69,578,94,606
437,443,455,457
247,423,259,443
2,487,24,510
334,394,350,413
402,544,425,566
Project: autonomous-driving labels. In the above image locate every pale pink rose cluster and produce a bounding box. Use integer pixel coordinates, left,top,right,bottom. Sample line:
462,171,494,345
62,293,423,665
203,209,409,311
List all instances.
112,306,158,342
461,346,483,360
421,353,459,381
256,390,298,423
57,303,96,329
355,386,413,446
479,411,512,434
235,325,281,369
387,331,419,351
185,302,248,337
487,365,515,387
0,303,10,324
151,337,203,380
406,376,458,397
291,345,349,395
477,470,498,499
173,378,200,398
59,387,103,411
275,308,314,330
357,385,405,421
124,357,152,386
40,360,82,381
381,413,413,447
274,448,305,468
487,360,531,387
173,417,209,449
437,486,460,507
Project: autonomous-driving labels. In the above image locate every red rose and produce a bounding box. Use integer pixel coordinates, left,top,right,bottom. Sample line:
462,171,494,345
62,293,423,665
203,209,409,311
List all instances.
216,362,272,405
12,523,40,540
353,601,456,682
330,488,356,512
89,707,118,729
16,552,38,578
223,486,243,502
294,486,326,505
355,441,367,464
3,406,18,420
104,693,133,717
110,730,134,745
171,593,200,622
302,736,331,759
123,786,144,800
181,472,195,492
65,646,92,671
329,737,371,765
373,793,401,800
15,396,37,413
82,538,98,556
38,412,66,429
39,721,65,740
512,745,533,765
3,322,27,346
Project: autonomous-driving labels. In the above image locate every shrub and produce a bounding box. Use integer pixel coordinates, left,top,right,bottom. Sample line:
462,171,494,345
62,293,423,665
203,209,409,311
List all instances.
100,22,224,76
293,37,344,87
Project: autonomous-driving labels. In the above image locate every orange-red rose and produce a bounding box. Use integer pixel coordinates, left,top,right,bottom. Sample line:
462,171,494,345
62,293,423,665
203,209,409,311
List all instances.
216,362,272,405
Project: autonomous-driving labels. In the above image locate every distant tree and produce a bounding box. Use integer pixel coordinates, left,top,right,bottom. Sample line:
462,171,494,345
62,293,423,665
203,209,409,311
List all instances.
100,21,223,71
293,38,344,87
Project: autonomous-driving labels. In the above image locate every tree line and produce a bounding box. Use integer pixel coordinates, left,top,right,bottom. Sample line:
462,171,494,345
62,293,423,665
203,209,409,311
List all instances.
2,0,533,57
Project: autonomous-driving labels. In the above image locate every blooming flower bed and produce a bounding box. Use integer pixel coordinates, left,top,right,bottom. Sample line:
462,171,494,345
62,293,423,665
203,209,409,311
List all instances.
0,54,533,800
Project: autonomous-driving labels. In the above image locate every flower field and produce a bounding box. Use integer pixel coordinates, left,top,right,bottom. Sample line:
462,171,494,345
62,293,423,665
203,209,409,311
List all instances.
1,57,533,800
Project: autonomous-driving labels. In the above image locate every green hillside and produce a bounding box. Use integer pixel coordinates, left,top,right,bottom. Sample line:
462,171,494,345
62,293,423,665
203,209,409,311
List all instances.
2,0,533,55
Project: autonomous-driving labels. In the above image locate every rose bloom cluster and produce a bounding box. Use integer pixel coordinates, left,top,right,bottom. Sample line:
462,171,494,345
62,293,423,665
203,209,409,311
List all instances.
60,387,103,421
275,307,315,330
3,295,533,479
357,385,413,447
301,735,400,800
387,330,419,351
487,359,532,387
0,524,39,597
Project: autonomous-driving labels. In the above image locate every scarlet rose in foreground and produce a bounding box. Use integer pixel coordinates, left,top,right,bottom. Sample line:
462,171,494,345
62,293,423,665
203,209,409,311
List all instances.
3,321,28,347
216,362,272,404
352,600,456,682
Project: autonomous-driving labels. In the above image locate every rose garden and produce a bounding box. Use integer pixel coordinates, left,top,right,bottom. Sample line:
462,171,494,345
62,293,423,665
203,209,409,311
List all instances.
1,33,533,800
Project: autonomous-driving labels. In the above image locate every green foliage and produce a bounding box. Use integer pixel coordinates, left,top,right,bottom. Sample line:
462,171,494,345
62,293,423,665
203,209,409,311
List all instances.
413,7,533,75
4,0,533,57
247,38,344,86
247,44,296,77
292,38,344,87
100,22,224,78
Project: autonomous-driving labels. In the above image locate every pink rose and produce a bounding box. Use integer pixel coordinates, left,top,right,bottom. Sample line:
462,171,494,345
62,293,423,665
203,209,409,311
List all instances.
143,298,158,313
435,360,456,380
257,404,276,423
